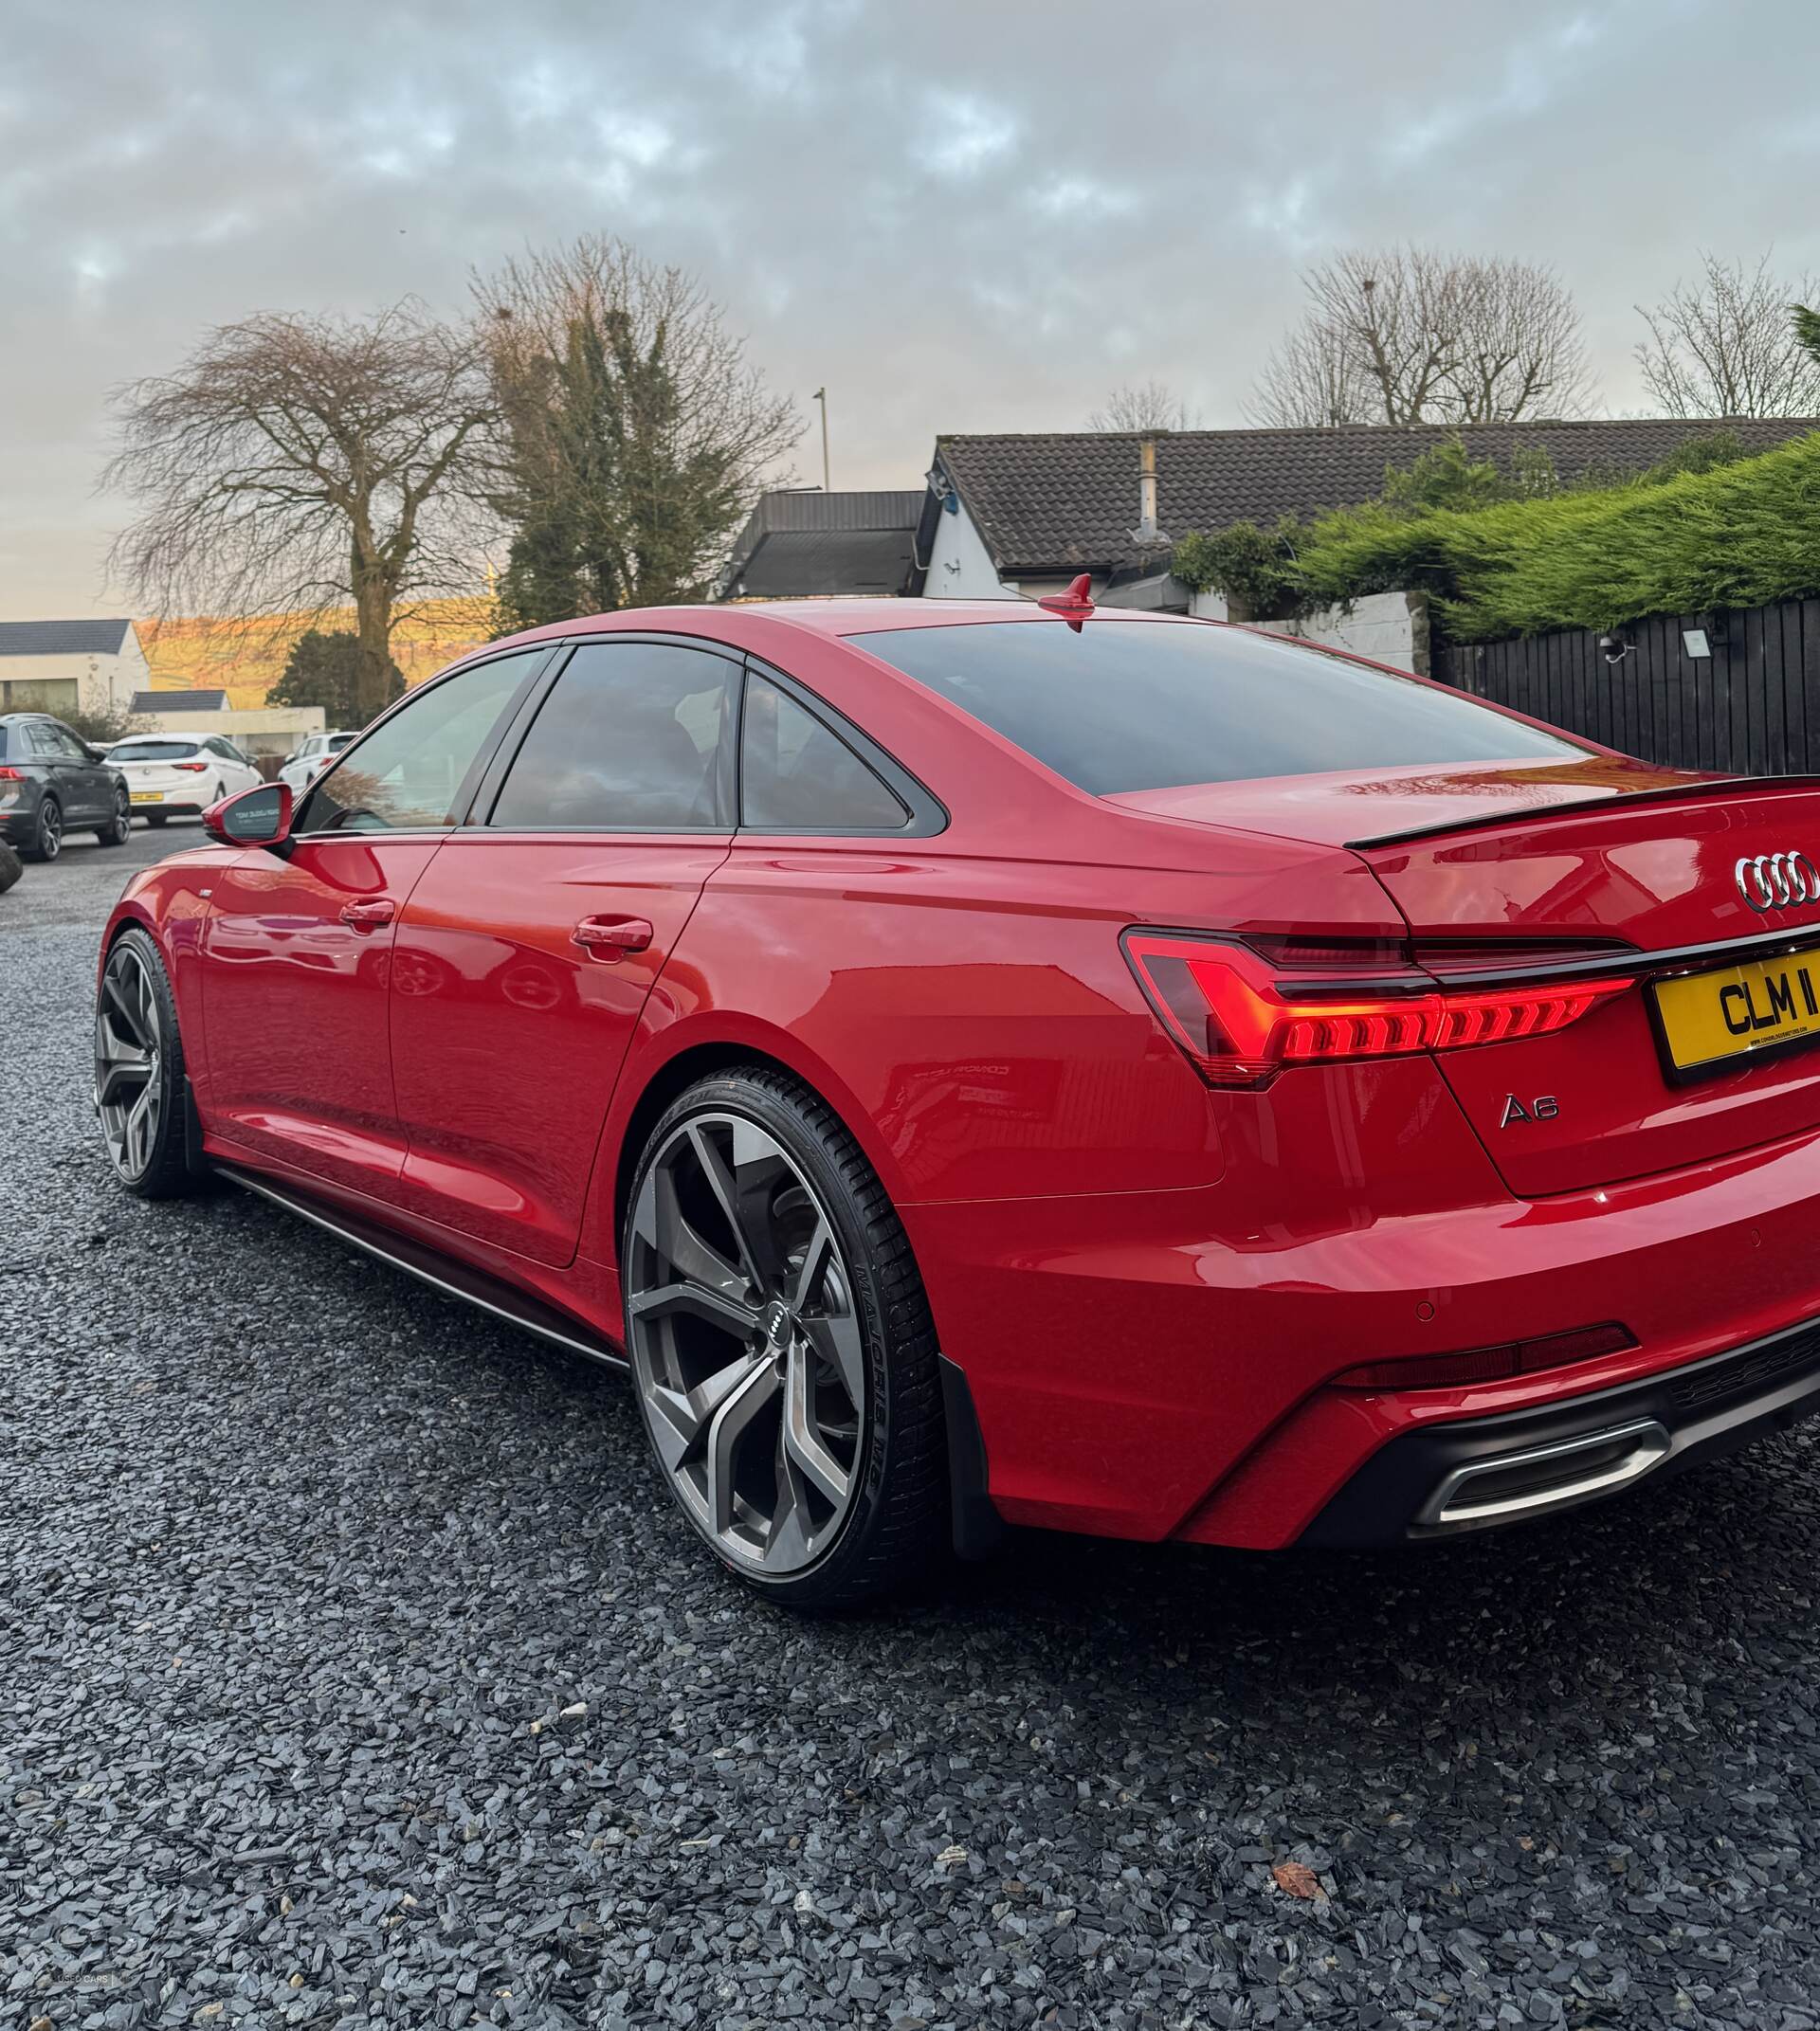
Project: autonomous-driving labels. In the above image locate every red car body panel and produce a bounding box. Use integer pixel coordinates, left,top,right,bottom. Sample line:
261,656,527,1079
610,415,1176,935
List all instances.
100,600,1820,1553
387,830,734,1264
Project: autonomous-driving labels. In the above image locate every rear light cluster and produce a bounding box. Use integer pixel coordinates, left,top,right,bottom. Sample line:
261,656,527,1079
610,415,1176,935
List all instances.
173,762,208,773
1122,931,1634,1089
1332,1323,1637,1392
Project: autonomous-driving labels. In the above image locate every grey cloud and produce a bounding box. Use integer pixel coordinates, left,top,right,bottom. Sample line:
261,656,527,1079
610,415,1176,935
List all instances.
4,0,1818,613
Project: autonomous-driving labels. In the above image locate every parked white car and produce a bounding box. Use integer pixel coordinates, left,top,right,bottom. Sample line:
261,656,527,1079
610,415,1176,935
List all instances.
106,735,263,826
277,730,359,798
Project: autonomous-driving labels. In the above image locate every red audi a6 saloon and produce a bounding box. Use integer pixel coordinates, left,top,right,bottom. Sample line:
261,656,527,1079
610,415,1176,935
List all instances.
96,592,1820,1605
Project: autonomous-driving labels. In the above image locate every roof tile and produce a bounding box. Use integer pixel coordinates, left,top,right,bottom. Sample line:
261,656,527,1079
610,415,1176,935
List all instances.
936,419,1820,573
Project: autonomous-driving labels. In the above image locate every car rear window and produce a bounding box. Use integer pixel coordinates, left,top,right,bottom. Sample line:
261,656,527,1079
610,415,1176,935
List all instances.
849,618,1587,794
111,740,199,762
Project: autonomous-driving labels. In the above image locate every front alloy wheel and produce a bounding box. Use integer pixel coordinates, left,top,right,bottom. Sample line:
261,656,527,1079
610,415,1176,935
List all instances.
94,931,198,1197
624,1071,947,1607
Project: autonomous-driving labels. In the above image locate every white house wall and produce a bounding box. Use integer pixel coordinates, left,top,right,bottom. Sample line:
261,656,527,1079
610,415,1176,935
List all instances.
1256,591,1419,671
0,629,152,714
921,501,1020,600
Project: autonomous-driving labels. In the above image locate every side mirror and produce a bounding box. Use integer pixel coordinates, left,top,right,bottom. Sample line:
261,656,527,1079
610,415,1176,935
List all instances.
204,780,293,849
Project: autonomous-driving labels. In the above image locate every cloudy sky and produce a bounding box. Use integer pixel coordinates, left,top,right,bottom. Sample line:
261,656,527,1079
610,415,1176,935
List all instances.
6,0,1819,619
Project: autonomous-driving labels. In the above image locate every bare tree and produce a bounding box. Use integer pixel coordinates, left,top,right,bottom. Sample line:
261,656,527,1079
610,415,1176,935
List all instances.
106,302,495,722
1247,245,1592,426
1087,379,1193,431
1247,318,1369,427
1635,251,1820,417
477,236,800,624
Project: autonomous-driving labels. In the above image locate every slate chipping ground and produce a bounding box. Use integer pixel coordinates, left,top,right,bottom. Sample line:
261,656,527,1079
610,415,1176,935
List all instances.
9,831,1820,2031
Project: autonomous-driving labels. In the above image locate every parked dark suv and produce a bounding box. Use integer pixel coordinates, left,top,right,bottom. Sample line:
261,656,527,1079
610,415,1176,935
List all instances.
0,714,131,861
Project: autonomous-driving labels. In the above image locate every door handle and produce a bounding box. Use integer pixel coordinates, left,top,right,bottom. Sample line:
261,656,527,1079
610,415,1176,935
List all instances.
573,914,654,958
338,898,397,932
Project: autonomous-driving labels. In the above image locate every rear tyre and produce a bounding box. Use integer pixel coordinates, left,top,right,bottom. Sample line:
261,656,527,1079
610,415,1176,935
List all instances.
623,1067,948,1610
22,796,62,862
96,787,131,846
95,929,200,1199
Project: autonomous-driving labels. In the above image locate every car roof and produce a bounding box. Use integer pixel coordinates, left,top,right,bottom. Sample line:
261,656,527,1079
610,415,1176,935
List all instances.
481,596,1188,661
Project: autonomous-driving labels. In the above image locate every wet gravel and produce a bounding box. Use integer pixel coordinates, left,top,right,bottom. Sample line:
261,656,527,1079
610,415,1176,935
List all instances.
8,829,1820,2029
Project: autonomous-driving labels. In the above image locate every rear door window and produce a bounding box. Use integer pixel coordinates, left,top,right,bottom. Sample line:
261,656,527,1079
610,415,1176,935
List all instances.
850,618,1587,794
489,642,736,831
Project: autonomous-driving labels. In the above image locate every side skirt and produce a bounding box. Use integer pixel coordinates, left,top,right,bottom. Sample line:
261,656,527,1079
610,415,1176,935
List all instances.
215,1162,628,1372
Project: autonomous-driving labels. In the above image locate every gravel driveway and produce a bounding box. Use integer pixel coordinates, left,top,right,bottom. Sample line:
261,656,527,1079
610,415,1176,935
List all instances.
7,824,1820,2030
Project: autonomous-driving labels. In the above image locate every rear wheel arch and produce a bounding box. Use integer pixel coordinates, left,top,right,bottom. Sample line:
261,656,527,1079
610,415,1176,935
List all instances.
609,1031,911,1266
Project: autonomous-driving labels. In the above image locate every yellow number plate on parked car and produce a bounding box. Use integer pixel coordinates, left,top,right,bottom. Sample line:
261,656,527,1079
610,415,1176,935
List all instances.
1654,952,1820,1072
130,791,163,804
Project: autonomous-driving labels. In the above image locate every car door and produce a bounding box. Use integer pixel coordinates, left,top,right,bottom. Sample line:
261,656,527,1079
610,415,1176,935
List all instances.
200,648,549,1197
204,737,256,797
388,637,738,1265
43,720,106,821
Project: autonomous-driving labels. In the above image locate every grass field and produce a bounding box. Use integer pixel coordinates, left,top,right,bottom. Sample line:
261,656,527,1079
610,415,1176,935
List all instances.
139,599,498,708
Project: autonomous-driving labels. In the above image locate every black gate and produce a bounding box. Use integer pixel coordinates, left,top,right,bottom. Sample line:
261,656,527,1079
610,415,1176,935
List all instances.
1431,598,1820,776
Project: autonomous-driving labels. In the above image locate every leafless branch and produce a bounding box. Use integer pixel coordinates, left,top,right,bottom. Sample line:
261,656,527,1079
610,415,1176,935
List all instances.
1087,380,1194,431
1247,245,1593,426
1634,249,1820,417
104,301,498,720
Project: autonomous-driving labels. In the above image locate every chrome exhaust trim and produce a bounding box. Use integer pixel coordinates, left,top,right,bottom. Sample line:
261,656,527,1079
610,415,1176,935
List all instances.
1416,1418,1671,1532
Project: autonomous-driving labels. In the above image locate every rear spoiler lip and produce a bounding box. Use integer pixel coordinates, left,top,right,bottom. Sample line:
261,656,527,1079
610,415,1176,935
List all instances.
1345,773,1820,851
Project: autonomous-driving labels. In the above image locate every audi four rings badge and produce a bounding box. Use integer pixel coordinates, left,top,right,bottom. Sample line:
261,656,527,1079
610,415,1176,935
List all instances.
1735,852,1820,911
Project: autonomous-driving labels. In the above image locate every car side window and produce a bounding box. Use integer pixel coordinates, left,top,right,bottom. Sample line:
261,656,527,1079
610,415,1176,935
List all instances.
739,673,910,831
295,652,540,836
489,642,735,831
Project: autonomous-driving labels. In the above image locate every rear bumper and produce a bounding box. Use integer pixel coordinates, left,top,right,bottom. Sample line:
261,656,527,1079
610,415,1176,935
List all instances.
1300,1313,1820,1546
907,1102,1820,1547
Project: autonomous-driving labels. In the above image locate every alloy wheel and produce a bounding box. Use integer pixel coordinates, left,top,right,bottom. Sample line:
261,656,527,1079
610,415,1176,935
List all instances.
626,1112,866,1576
38,800,62,861
95,942,163,1181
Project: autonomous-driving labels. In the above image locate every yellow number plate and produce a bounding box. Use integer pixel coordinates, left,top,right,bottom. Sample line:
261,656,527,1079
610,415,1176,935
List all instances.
1654,952,1820,1072
129,791,164,804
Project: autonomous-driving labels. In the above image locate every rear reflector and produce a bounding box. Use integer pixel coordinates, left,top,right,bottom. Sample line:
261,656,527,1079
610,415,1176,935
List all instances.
1333,1323,1637,1392
1121,931,1634,1088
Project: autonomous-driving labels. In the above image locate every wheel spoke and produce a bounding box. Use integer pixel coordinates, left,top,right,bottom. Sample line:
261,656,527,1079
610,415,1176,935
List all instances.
704,1357,780,1536
685,1121,769,1291
102,971,143,1046
782,1337,851,1508
125,1081,156,1171
639,1164,749,1304
787,1218,835,1315
763,1440,814,1570
96,1043,152,1108
801,1310,866,1409
645,1350,767,1473
627,1278,761,1337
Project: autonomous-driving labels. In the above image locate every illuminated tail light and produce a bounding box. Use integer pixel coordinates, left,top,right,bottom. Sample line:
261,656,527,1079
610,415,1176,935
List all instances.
1333,1323,1637,1391
173,762,208,772
0,767,24,781
1121,931,1634,1089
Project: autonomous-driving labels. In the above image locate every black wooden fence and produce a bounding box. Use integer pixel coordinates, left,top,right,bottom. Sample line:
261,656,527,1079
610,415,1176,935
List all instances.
1431,597,1820,777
